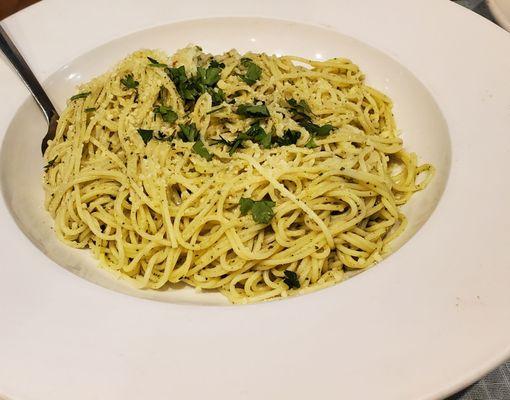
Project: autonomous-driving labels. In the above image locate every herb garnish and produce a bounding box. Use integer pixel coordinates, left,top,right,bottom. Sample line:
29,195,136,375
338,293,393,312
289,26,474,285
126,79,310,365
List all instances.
240,58,262,85
120,74,139,89
147,56,167,68
85,107,97,113
239,197,276,224
211,122,272,155
178,123,200,142
305,136,317,148
137,129,154,145
43,156,57,172
283,270,301,289
236,103,270,118
273,129,301,146
192,140,213,161
287,98,334,139
206,105,226,115
153,105,178,124
166,63,225,107
70,92,91,101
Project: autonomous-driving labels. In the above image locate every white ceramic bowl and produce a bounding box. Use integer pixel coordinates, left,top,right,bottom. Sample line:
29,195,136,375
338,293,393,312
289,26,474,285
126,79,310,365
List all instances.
0,1,509,399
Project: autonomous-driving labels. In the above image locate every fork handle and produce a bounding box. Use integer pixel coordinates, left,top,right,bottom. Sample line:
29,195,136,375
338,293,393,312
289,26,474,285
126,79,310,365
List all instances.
0,23,58,124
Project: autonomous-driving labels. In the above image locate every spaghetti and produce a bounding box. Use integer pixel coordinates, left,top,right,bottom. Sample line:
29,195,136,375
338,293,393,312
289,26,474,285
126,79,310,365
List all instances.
43,46,433,303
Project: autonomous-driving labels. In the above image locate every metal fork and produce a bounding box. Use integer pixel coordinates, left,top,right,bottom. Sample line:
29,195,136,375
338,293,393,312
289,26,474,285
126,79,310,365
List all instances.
0,24,59,154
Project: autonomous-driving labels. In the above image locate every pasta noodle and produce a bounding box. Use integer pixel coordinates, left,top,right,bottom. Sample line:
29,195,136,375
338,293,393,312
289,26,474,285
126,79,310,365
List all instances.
43,45,433,303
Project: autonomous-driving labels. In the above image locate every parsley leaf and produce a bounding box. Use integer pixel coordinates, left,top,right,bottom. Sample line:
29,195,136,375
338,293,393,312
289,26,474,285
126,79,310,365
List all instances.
305,136,317,148
302,122,334,137
246,123,272,148
240,61,262,85
192,140,213,161
154,131,175,142
283,270,301,289
206,105,226,115
207,87,225,106
153,105,178,124
43,156,57,172
137,128,153,145
70,92,91,101
239,197,275,224
204,67,221,86
239,198,255,215
273,129,301,146
178,123,200,142
85,107,97,113
120,74,139,89
209,59,225,69
147,56,167,68
236,103,270,118
287,98,312,117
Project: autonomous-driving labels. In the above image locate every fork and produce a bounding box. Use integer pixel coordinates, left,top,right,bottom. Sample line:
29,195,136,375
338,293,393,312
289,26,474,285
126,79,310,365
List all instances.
0,24,59,154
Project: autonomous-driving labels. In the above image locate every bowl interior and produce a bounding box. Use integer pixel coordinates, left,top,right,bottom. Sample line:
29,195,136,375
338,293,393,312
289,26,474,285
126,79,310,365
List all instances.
0,17,451,305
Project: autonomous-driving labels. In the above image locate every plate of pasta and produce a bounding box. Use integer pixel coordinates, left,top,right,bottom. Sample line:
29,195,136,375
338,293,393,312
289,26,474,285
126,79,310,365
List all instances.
0,0,509,399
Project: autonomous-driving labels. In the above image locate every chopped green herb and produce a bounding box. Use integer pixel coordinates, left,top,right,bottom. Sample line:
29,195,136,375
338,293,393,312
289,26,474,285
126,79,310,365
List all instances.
70,92,91,101
283,270,301,289
85,107,97,113
154,131,175,142
208,87,225,106
204,67,221,86
246,123,272,148
178,123,200,142
239,197,275,224
239,197,255,215
147,56,167,68
192,140,213,161
158,86,169,104
236,103,270,118
305,136,317,148
240,61,262,85
209,59,225,69
302,122,334,137
137,129,154,145
273,129,301,146
287,98,312,117
153,105,178,124
120,74,139,89
206,106,226,115
43,156,57,172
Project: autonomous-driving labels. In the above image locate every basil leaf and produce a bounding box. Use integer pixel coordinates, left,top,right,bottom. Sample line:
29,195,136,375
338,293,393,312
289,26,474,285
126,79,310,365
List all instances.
178,123,199,142
192,140,213,161
283,270,301,289
239,197,255,215
147,56,167,68
236,103,270,118
120,74,139,89
70,92,91,101
154,105,178,124
137,128,153,145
